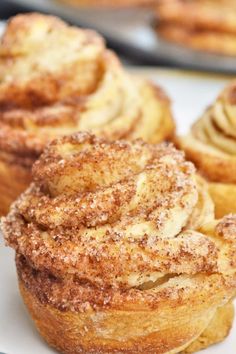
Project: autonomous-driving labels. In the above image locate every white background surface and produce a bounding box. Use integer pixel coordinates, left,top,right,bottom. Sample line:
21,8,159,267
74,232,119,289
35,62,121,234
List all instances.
0,51,235,353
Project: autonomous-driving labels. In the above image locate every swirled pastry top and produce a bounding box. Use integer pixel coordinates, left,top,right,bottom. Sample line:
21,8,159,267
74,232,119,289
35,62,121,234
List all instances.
0,13,174,161
3,132,236,295
178,81,236,183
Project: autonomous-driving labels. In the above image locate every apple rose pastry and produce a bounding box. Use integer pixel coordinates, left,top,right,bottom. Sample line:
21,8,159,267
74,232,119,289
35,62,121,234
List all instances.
178,81,236,218
2,132,236,354
0,13,174,215
155,0,236,56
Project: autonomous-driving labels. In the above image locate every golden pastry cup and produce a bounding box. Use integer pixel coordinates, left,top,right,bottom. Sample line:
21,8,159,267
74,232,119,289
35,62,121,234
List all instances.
19,277,234,354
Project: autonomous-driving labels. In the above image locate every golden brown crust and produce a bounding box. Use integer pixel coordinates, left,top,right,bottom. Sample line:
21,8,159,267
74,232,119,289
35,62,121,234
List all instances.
155,0,236,55
18,279,235,354
177,81,236,217
0,13,174,215
2,132,236,353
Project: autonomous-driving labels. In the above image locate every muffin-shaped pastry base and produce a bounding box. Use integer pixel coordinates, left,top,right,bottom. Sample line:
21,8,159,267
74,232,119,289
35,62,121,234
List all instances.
3,133,236,354
18,276,234,354
177,80,236,218
16,251,235,354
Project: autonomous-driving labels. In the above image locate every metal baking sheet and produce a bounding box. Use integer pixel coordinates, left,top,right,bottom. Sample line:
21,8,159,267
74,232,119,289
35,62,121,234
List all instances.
4,0,236,73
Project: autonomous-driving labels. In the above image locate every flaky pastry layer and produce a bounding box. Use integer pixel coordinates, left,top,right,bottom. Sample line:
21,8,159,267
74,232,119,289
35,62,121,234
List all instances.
17,273,234,354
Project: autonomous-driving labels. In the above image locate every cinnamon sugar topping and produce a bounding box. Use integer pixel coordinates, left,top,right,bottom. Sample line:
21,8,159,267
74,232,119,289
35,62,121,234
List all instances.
2,132,236,302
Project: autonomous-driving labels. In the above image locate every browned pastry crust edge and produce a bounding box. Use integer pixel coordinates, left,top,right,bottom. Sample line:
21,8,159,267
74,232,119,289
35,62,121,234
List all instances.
20,279,189,354
18,277,234,354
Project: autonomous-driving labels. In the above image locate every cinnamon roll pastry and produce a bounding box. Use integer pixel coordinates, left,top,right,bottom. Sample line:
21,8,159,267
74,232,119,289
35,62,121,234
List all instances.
0,13,174,215
155,0,236,56
178,80,236,218
2,132,236,354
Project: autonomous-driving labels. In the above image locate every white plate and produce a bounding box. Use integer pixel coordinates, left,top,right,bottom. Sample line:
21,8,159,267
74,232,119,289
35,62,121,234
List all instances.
0,69,235,354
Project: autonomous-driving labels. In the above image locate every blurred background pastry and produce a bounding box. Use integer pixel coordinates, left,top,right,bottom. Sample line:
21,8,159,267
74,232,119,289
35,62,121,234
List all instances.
155,0,236,56
177,81,236,218
0,13,174,215
57,0,157,8
2,132,236,353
